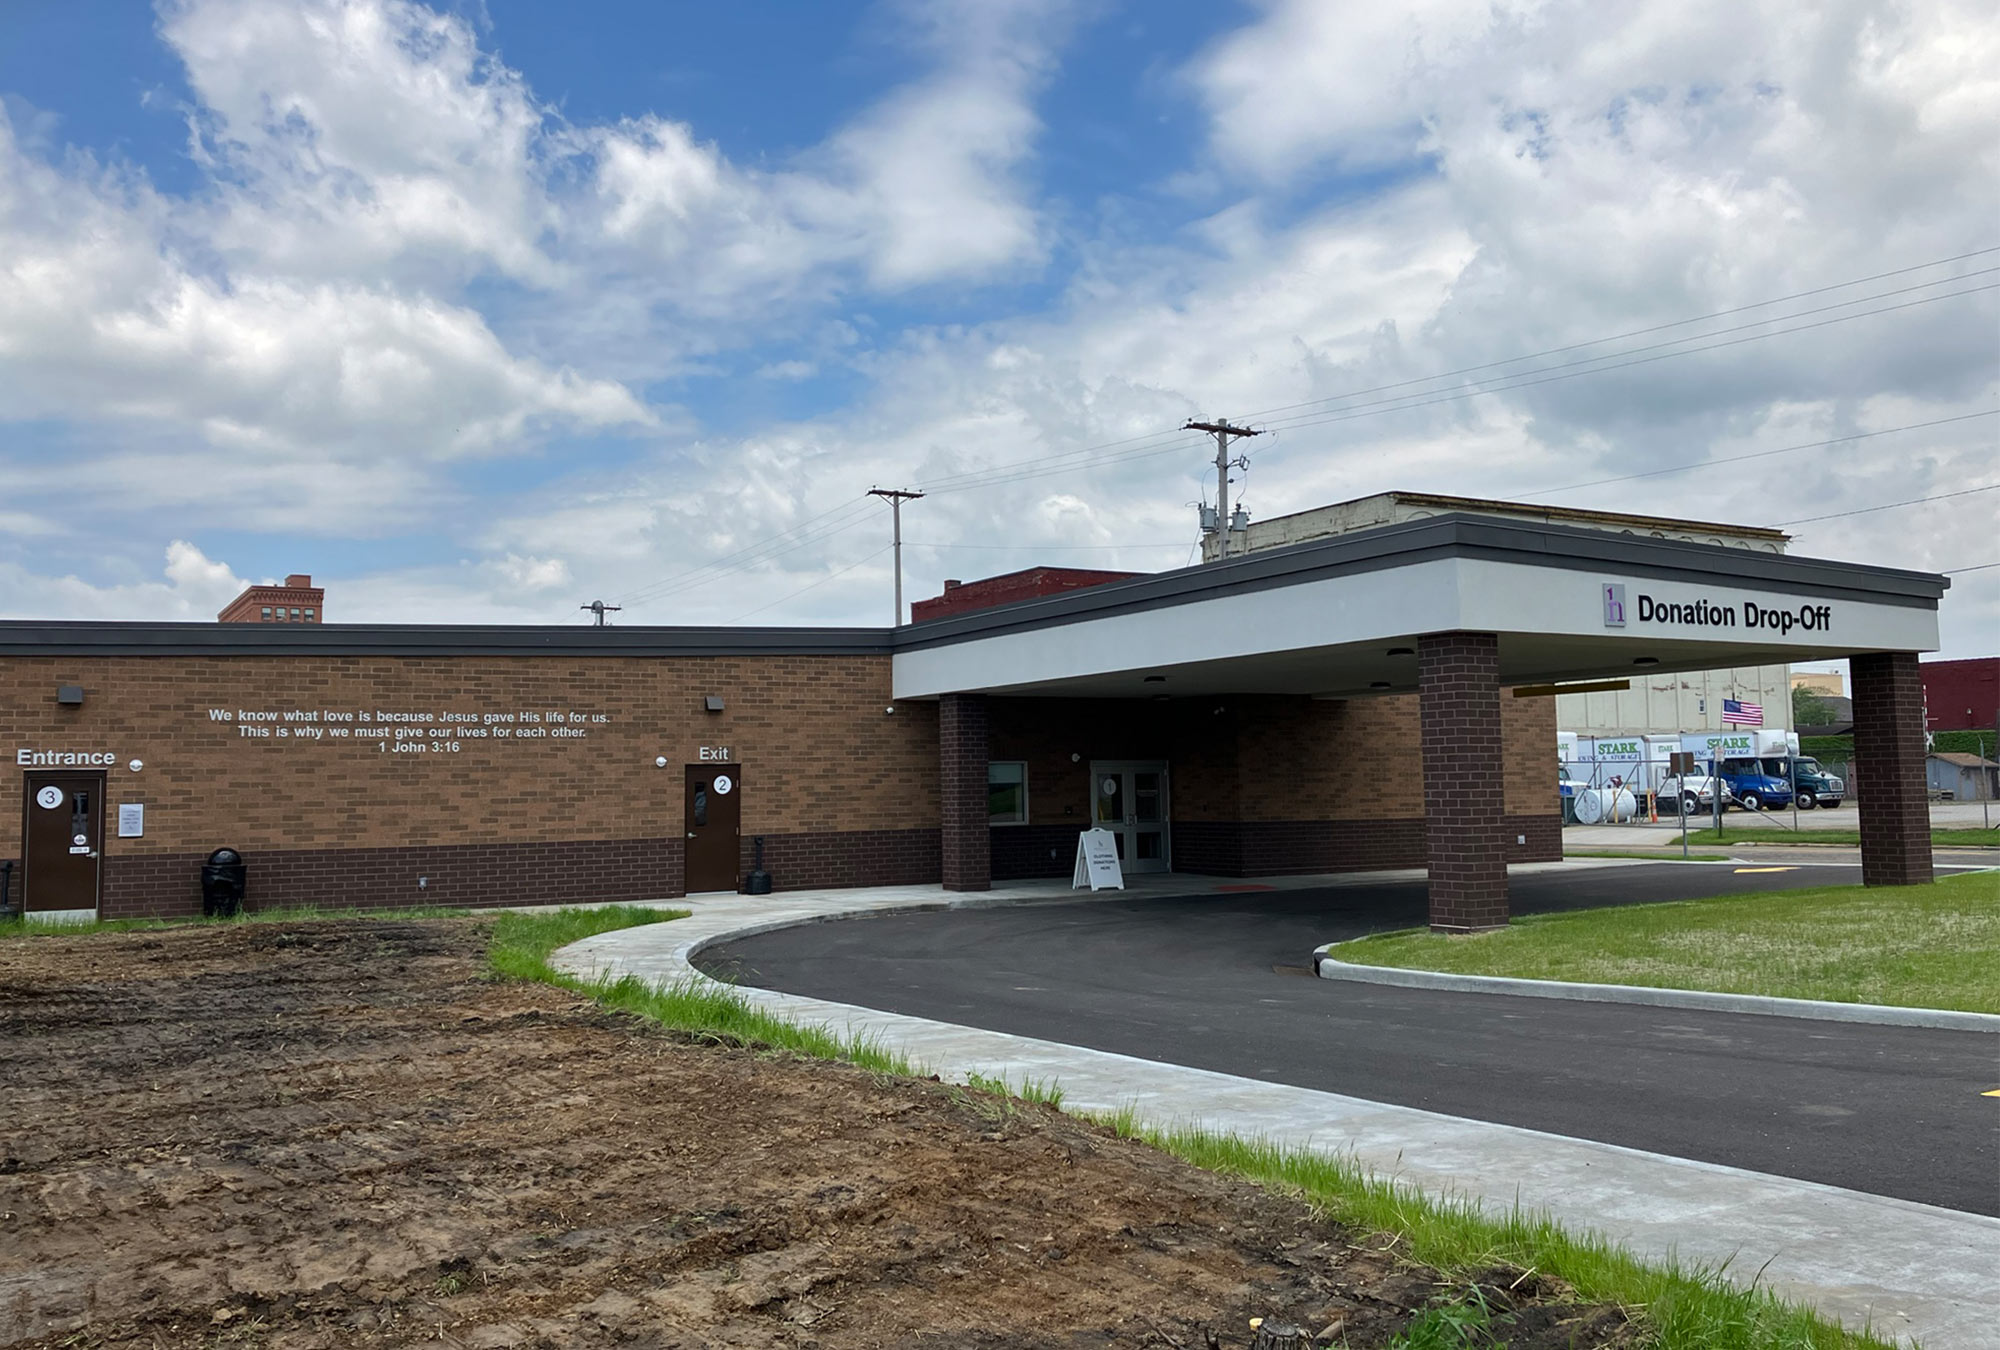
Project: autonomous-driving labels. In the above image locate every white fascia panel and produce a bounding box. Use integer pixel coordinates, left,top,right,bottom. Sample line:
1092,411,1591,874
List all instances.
892,560,1464,699
1458,561,1940,653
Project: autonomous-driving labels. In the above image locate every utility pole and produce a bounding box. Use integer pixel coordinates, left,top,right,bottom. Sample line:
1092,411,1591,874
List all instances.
1185,419,1262,559
580,600,620,627
868,487,924,625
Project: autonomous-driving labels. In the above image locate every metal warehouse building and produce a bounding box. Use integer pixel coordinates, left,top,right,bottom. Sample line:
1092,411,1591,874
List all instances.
3,509,1947,931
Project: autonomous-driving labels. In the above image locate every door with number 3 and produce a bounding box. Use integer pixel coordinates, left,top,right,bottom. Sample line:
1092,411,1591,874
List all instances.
684,764,741,893
21,772,105,917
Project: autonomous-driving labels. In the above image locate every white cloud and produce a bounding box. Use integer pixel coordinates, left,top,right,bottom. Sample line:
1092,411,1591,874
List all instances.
0,540,247,621
1,0,1995,663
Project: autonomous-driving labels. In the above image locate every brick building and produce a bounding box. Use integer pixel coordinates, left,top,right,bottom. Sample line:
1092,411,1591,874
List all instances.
911,567,1141,622
1920,656,1999,732
218,574,325,624
3,510,1949,929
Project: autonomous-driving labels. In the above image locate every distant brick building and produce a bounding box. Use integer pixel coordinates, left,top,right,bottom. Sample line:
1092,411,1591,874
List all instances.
911,567,1141,622
219,575,324,624
1920,657,1999,731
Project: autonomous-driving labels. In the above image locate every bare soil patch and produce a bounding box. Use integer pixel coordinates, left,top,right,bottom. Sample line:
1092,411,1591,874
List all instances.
0,919,1631,1348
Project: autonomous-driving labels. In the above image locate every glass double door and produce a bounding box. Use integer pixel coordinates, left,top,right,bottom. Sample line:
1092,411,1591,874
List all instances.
1090,761,1170,873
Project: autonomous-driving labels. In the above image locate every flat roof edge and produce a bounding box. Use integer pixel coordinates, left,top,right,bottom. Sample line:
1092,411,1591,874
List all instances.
0,622,896,658
893,514,1947,650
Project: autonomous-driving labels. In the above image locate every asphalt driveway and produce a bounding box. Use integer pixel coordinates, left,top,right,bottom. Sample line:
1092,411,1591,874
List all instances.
700,862,1999,1215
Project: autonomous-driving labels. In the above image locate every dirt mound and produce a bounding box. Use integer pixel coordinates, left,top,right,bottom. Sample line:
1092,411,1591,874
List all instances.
0,919,1630,1348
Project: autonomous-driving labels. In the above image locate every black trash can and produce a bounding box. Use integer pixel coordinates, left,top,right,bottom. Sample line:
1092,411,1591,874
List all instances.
201,848,246,918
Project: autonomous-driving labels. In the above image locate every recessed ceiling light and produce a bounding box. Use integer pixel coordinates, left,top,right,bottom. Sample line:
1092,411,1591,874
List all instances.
1143,674,1166,683
1386,646,1414,656
1633,656,1660,666
1370,680,1392,690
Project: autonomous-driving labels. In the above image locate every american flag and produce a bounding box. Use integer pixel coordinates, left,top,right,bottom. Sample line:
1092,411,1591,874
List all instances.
1722,697,1764,727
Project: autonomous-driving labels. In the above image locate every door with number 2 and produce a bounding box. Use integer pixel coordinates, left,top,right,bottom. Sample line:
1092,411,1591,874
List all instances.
683,764,741,893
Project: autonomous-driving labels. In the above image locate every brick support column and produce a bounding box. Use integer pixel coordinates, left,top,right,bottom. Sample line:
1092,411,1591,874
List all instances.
1419,631,1509,930
939,693,991,892
1852,652,1932,887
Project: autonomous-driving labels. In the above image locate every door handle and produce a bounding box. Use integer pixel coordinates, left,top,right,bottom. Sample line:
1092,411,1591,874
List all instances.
687,832,696,838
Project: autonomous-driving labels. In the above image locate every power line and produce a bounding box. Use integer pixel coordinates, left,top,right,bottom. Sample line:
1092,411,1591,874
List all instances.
1525,410,1998,498
1254,283,1997,437
921,281,1994,499
904,540,1188,550
1237,246,2000,423
1776,484,1999,526
612,495,879,609
610,252,1999,615
910,246,2000,499
726,544,894,624
1945,561,2000,574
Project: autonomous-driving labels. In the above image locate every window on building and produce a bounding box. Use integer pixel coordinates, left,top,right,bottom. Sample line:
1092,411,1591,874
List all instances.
291,608,302,621
260,607,272,620
988,761,1028,825
304,609,316,622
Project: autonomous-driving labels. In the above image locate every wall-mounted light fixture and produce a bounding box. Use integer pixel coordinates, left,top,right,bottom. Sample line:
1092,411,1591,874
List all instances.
57,685,83,706
655,756,669,768
703,695,725,713
128,759,144,773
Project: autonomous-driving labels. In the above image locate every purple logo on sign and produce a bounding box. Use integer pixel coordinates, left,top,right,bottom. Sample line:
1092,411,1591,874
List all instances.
1602,583,1627,627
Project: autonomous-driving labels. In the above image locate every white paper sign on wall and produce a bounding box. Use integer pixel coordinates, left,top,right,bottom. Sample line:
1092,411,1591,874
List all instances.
118,803,144,838
1072,828,1125,891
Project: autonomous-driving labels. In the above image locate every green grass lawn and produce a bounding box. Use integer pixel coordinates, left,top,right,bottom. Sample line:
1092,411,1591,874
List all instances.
0,903,471,938
1566,849,1731,862
1329,871,2000,1012
1673,824,1999,847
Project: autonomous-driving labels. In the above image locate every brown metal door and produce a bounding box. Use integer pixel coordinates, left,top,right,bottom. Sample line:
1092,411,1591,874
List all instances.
683,764,741,893
22,772,105,915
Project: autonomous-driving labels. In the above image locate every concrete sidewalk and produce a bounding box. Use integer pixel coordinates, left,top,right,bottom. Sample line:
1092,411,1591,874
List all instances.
552,870,1999,1349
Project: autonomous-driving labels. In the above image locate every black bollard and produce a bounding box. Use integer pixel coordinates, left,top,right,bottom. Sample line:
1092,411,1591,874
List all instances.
743,835,773,895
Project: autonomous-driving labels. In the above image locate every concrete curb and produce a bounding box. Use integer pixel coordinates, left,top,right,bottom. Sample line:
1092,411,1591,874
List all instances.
550,878,1999,1349
1311,948,2000,1032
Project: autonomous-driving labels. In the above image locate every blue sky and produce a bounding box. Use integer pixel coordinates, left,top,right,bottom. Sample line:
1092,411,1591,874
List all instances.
0,0,1994,655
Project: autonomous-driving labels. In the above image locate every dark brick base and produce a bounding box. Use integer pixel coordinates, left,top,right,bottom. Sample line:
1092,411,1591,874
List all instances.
101,836,686,921
97,826,952,919
741,828,941,892
991,824,1084,880
994,814,1560,881
1174,814,1558,877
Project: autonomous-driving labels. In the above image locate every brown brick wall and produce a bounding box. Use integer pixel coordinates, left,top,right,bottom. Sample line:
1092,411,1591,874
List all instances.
1420,631,1510,930
4,653,941,911
987,687,1558,880
3,653,937,859
5,644,1563,912
1851,651,1932,886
